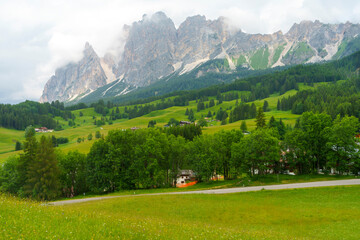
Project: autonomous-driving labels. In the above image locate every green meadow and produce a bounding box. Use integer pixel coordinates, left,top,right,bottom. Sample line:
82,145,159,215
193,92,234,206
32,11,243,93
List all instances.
1,185,360,239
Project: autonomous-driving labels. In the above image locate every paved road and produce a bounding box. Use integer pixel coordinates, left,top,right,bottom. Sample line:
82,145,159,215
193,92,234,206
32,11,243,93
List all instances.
49,179,360,206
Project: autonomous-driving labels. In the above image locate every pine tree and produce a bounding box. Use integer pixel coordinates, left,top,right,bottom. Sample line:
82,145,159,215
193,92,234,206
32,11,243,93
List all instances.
255,107,266,129
185,108,189,116
197,101,205,112
221,112,228,125
209,99,215,108
51,135,58,147
250,103,257,118
268,116,277,128
277,99,281,110
295,117,301,129
25,136,60,200
95,131,101,139
188,109,196,122
15,141,22,151
18,126,37,196
88,133,93,141
263,100,269,112
278,119,286,139
240,121,247,132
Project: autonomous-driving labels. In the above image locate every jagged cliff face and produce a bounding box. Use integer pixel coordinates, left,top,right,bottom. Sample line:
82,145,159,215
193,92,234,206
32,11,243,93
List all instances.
40,43,110,103
115,13,360,87
116,12,177,86
41,12,360,103
175,16,229,66
282,20,360,64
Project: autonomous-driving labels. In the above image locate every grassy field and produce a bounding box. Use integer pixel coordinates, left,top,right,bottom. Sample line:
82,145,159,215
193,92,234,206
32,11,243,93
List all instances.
1,185,360,239
0,127,24,154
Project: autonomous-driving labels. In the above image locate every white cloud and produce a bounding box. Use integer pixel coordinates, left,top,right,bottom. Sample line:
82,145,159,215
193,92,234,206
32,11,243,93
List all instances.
0,0,360,103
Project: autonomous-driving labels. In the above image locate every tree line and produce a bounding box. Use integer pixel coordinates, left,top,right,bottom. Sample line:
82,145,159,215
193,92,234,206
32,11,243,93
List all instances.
278,77,360,119
0,100,74,130
1,110,359,200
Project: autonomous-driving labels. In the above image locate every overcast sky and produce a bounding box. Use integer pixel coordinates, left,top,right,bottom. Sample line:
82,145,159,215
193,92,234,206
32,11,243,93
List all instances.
1,0,360,104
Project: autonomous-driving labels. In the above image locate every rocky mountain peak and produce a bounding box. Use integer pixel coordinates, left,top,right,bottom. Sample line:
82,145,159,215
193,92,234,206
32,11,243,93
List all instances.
117,11,177,86
40,42,107,103
41,13,360,104
139,11,174,27
182,15,207,24
175,14,230,66
83,42,99,60
286,20,322,39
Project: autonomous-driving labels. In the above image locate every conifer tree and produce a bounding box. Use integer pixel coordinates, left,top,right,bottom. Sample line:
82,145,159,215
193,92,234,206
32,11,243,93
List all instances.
255,107,266,129
95,131,101,139
25,136,60,200
278,119,286,139
240,121,247,132
263,100,269,112
250,103,257,118
17,126,37,196
188,109,196,122
277,99,281,110
15,141,22,151
88,133,93,141
268,116,277,129
221,112,228,125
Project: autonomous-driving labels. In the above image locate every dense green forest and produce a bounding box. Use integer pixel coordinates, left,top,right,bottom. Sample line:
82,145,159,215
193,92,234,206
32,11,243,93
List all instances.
0,100,74,130
278,77,360,118
1,110,359,200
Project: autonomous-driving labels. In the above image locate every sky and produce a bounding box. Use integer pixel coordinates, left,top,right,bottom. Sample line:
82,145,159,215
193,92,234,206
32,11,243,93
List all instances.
1,0,360,104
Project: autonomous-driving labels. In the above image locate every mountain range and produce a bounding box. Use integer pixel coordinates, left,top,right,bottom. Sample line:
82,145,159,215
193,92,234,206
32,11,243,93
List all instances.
40,12,360,104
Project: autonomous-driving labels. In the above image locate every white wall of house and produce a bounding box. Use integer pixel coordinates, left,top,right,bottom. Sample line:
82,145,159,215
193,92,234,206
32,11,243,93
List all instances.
176,175,190,185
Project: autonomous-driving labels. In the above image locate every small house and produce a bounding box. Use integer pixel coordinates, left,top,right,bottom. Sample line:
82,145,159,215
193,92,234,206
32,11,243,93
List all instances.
176,170,196,185
179,121,192,126
35,127,54,133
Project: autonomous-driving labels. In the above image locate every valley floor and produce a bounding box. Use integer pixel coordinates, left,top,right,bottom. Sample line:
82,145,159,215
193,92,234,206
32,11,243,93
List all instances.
1,185,360,239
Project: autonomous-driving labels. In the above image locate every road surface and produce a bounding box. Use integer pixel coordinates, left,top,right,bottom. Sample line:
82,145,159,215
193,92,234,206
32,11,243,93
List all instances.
49,178,360,206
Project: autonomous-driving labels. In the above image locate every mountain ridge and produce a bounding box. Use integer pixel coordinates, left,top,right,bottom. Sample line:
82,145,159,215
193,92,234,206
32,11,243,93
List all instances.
40,12,360,104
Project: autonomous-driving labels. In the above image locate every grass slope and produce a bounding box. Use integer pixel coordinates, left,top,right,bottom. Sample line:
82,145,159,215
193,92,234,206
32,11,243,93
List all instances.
0,128,24,154
250,47,270,69
271,44,285,65
1,185,360,239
